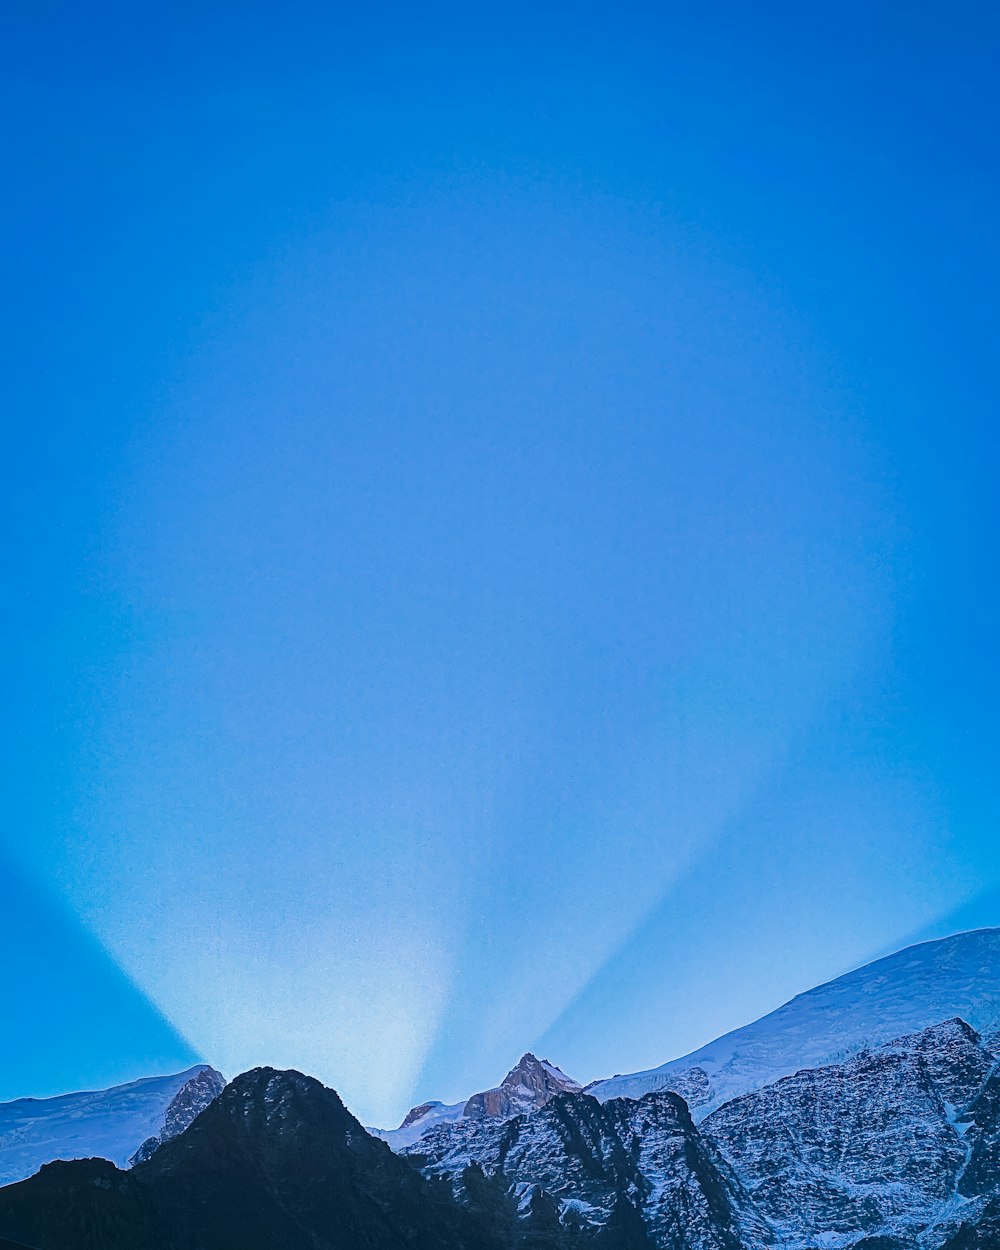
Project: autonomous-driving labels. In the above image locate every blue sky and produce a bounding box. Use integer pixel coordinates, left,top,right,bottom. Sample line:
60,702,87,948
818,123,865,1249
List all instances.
2,0,999,1125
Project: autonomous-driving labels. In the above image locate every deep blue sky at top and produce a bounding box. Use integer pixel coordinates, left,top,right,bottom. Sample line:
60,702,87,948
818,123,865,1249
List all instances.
2,0,999,1124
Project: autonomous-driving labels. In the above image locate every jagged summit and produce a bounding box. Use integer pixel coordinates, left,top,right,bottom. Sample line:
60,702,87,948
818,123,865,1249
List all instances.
373,1052,583,1150
130,1065,225,1164
464,1052,582,1118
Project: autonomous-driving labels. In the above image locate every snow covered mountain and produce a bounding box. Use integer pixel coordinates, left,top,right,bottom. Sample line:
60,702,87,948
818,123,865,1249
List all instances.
704,1016,998,1248
404,1015,1000,1248
0,1064,225,1186
589,927,1000,1119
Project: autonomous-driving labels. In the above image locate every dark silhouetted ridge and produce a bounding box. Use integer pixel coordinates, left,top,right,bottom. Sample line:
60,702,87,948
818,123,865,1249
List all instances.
0,1067,497,1250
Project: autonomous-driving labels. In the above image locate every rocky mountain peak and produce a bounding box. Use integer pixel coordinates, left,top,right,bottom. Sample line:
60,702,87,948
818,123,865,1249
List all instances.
216,1066,348,1136
502,1052,581,1093
464,1053,582,1119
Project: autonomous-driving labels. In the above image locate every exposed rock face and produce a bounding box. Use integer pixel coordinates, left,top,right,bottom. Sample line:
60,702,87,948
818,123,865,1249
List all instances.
129,1064,226,1164
957,1064,1000,1199
464,1054,584,1120
703,1018,993,1247
406,1088,771,1249
404,1018,1000,1250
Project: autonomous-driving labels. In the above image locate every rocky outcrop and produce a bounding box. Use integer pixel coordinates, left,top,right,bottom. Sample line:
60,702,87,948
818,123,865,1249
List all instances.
406,1087,772,1249
702,1018,992,1246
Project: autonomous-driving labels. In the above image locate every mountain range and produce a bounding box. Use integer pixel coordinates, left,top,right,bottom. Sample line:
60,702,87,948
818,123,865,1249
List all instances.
405,1014,1000,1248
379,927,1000,1144
3,928,1000,1249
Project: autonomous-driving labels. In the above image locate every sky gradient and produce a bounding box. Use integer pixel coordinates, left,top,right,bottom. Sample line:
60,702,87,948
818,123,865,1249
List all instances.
3,0,999,1125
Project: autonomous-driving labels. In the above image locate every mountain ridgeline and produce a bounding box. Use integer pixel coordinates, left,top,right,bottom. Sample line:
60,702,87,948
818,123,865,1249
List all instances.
3,929,1000,1249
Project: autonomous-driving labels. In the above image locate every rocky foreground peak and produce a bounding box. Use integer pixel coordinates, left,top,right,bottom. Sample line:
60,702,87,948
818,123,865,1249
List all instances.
0,1066,488,1250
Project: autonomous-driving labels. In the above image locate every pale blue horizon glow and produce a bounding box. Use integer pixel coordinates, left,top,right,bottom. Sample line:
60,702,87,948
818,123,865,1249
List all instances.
3,1,999,1126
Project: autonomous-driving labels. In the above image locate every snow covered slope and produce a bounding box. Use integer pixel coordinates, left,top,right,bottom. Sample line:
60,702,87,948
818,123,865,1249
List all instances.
0,1065,224,1186
590,927,1000,1119
369,1098,467,1150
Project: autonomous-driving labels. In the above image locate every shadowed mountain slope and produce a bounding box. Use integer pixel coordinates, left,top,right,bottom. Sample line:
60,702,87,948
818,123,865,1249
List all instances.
0,1067,498,1250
